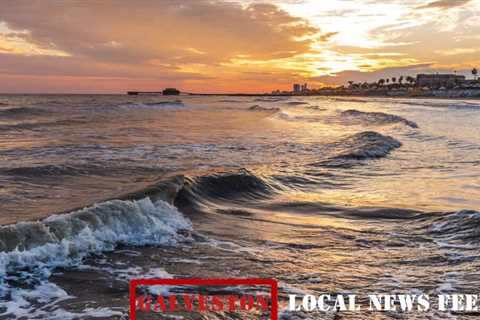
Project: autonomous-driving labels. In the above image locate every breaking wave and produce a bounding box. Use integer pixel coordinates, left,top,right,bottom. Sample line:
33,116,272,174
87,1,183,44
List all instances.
175,170,277,209
341,109,418,128
0,128,405,276
307,131,402,168
0,198,191,277
0,169,278,277
331,131,402,160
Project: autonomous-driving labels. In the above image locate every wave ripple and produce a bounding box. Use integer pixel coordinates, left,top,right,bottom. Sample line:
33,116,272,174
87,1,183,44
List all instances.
341,109,418,128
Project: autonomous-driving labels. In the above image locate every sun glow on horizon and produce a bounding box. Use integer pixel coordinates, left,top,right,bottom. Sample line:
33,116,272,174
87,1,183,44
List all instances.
0,0,479,93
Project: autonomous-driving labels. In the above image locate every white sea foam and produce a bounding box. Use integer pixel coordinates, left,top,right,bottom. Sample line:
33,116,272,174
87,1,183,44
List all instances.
0,197,191,318
1,295,125,320
91,263,174,296
145,268,175,296
0,282,73,318
0,198,192,278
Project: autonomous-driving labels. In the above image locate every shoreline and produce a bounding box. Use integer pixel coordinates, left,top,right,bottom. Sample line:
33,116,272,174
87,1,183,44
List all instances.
185,93,480,100
1,92,479,100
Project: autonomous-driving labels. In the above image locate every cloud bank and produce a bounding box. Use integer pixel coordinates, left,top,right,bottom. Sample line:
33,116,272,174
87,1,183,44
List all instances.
0,0,317,92
0,0,479,92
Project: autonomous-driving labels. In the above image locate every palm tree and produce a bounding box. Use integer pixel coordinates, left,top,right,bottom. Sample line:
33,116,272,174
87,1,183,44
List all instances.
399,76,404,84
473,68,478,80
386,79,390,84
406,76,415,86
378,79,385,86
392,77,397,83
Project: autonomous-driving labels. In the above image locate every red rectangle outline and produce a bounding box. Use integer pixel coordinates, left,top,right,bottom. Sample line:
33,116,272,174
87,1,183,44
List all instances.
130,278,278,320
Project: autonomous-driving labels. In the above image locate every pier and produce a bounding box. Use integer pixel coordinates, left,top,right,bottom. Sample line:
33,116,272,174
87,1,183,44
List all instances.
127,91,164,95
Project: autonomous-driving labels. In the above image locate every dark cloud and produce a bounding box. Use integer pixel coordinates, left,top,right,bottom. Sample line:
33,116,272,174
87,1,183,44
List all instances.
417,0,472,10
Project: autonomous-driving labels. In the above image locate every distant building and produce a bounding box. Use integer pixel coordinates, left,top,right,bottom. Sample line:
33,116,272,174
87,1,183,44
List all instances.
301,83,308,92
416,74,465,88
461,79,480,88
293,84,301,93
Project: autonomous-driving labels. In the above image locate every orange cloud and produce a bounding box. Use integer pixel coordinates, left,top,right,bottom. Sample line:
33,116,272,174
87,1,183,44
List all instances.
0,0,320,92
0,0,479,93
417,0,473,10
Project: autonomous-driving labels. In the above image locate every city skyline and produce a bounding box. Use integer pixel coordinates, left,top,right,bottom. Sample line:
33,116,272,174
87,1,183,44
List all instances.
0,0,479,93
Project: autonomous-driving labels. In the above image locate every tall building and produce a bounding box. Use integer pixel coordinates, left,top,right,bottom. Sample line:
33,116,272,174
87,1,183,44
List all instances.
301,83,308,92
293,84,301,93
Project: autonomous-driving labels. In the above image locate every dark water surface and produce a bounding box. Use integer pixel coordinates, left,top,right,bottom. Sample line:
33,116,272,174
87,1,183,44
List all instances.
0,94,479,319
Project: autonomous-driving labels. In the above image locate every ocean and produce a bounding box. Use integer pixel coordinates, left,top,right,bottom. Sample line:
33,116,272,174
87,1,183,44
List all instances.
0,94,479,319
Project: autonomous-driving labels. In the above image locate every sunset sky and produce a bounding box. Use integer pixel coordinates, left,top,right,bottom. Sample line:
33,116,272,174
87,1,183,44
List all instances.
0,0,479,93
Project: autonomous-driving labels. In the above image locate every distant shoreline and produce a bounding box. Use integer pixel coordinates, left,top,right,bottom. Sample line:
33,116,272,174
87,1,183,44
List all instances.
0,92,478,100
129,89,480,99
184,93,480,100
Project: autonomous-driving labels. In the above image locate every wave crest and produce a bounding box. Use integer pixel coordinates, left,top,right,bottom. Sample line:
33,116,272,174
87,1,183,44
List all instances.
0,198,191,277
332,131,402,160
175,170,277,208
341,109,418,128
429,210,480,243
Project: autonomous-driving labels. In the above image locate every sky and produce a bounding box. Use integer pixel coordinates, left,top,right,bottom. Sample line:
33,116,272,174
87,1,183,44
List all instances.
0,0,479,93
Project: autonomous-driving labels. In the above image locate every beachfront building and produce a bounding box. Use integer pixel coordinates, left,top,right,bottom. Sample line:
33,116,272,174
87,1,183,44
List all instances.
293,83,301,93
416,74,466,89
460,79,480,89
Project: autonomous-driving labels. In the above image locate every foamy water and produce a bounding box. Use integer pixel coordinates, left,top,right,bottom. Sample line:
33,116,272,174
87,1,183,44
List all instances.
0,94,479,319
